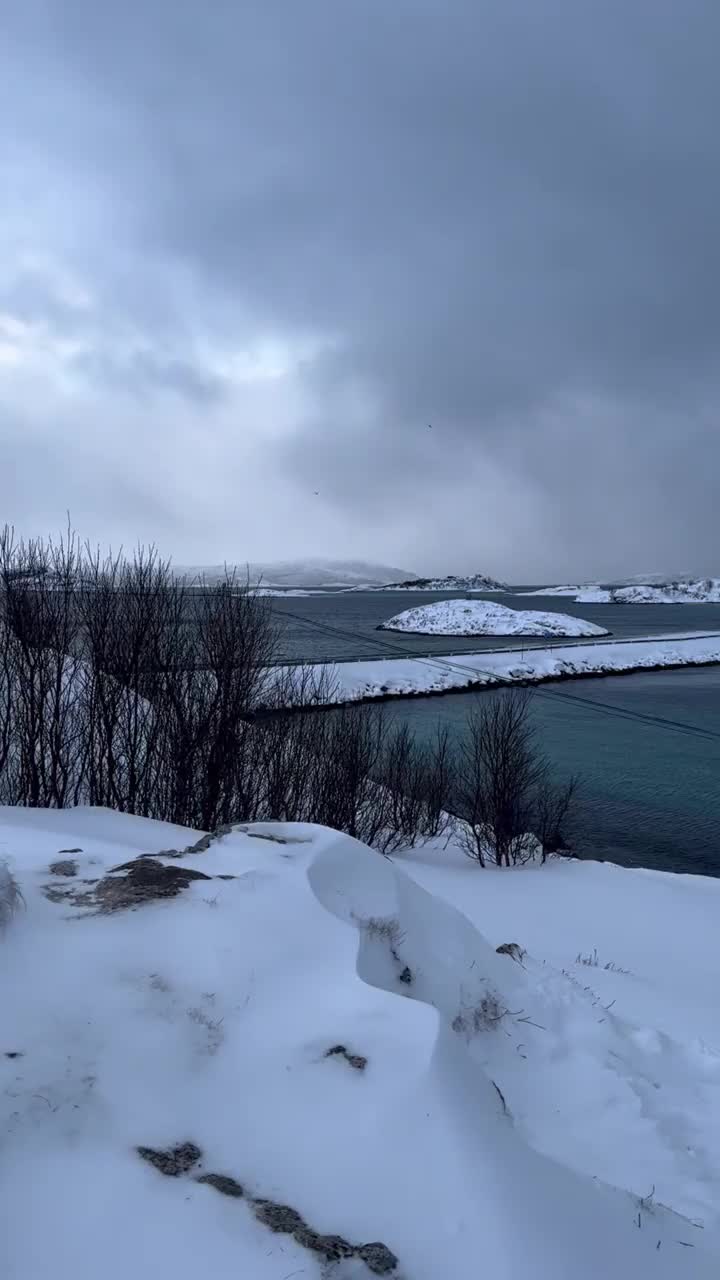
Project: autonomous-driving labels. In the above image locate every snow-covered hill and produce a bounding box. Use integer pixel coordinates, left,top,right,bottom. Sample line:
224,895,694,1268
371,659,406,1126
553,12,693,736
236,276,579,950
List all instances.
577,580,720,604
378,598,609,637
175,560,417,591
2,806,720,1278
375,572,508,592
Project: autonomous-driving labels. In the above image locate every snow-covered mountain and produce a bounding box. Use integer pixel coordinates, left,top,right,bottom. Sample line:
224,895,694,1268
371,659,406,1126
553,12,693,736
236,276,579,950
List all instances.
375,572,508,592
175,559,417,591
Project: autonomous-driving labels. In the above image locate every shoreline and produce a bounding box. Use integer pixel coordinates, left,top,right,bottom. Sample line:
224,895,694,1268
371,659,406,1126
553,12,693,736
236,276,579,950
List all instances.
281,633,720,708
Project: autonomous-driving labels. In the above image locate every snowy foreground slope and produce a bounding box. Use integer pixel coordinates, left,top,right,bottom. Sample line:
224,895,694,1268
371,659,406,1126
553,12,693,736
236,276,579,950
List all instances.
2,808,720,1279
378,598,608,638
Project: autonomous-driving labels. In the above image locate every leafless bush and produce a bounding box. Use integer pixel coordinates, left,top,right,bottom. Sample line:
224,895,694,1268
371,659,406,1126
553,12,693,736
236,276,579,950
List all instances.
0,526,453,852
452,689,579,866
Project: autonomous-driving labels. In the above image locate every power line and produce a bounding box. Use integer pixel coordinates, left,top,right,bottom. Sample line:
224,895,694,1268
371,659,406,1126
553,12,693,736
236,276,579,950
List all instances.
275,604,720,745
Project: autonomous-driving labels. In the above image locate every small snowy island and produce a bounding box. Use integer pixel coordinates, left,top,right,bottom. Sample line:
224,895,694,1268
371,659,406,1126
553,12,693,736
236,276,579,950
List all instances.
378,572,508,592
378,598,609,638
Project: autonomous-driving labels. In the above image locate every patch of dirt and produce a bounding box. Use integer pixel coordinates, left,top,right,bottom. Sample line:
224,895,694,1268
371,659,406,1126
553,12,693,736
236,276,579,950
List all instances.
254,1201,305,1232
324,1044,368,1072
137,1141,203,1176
42,883,96,908
357,1242,400,1275
138,1137,398,1274
196,1173,244,1198
48,859,78,877
97,858,211,911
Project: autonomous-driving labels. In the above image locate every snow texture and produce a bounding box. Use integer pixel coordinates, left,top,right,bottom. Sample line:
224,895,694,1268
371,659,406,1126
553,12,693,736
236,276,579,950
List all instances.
3,806,720,1278
379,598,609,638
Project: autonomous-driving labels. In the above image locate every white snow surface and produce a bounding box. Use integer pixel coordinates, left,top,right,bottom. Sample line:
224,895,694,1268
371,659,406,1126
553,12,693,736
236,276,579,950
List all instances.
577,581,720,605
379,598,609,638
286,632,720,705
2,807,720,1278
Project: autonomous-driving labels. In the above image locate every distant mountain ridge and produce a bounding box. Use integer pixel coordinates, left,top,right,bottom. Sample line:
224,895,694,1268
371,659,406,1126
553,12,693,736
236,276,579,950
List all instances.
174,559,417,590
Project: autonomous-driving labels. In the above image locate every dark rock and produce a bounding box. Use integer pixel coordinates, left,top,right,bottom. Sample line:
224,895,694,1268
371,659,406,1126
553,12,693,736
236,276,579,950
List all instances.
398,966,413,985
137,1142,203,1176
58,848,82,854
49,859,78,877
496,942,526,962
4,1051,23,1059
196,1173,244,1198
253,1201,305,1233
98,858,211,911
324,1044,367,1071
358,1241,399,1274
293,1228,354,1261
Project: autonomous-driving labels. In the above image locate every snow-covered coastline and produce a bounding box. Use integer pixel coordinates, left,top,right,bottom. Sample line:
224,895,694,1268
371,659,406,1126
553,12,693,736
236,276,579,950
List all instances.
577,580,720,605
284,632,720,706
379,598,608,638
522,579,720,604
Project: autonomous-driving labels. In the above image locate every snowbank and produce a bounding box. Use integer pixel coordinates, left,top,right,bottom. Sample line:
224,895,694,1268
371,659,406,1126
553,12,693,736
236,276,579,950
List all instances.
288,632,720,705
379,598,609,638
2,806,719,1278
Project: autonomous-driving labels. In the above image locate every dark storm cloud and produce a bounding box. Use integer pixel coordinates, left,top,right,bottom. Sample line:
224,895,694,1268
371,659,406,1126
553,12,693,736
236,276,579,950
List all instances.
2,0,720,575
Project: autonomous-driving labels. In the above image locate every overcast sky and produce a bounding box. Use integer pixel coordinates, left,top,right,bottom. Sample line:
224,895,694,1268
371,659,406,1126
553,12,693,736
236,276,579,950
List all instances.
2,1,718,580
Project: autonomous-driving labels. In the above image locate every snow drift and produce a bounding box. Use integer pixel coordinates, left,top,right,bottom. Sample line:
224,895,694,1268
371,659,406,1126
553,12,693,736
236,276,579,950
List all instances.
3,806,720,1278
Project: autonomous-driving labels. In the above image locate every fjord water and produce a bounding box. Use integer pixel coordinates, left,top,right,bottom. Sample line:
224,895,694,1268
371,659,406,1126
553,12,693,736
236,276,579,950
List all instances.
270,590,720,661
382,668,720,876
270,592,720,874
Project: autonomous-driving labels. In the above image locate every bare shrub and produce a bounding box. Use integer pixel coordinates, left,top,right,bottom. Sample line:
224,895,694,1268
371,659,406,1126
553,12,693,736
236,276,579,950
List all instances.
0,525,454,854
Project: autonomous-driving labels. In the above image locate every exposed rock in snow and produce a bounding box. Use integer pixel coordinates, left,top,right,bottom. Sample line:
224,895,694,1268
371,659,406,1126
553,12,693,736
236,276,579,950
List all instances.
378,598,609,638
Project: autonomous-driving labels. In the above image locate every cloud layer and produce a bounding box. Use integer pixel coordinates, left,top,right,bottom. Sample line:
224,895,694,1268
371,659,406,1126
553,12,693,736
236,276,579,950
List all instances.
2,0,719,578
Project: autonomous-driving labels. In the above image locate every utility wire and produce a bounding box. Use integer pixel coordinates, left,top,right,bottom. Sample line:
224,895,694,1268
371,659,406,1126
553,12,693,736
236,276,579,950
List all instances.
275,605,720,745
